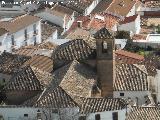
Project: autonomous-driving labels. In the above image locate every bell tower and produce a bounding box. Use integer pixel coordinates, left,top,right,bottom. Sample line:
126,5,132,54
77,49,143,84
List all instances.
94,27,115,97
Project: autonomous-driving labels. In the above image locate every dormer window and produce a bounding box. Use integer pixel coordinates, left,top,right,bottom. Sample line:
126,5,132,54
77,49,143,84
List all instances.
102,41,108,53
77,21,82,28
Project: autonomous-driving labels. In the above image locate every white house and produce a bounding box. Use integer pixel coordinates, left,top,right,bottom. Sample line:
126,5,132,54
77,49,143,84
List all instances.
118,14,141,34
35,3,76,33
80,98,127,120
0,14,41,53
114,64,154,105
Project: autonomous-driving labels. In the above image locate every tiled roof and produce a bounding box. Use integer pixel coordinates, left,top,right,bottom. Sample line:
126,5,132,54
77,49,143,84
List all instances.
4,66,52,91
50,3,74,17
0,52,30,74
41,23,57,41
114,64,148,91
81,98,127,114
145,0,160,8
115,50,144,64
14,42,57,57
23,55,53,73
140,55,158,76
127,106,160,120
63,0,94,13
94,27,113,39
0,28,8,36
35,86,78,108
53,39,95,60
106,0,136,17
91,0,112,14
48,60,97,105
120,14,138,24
0,14,40,34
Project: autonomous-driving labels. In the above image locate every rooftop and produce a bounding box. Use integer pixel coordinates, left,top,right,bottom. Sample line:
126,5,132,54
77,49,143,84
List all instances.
81,98,127,114
127,106,160,120
106,0,136,17
0,14,40,34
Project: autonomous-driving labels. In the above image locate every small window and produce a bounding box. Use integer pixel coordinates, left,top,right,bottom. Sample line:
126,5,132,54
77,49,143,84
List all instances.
0,42,2,46
102,41,108,53
52,109,58,113
95,114,100,120
2,78,5,83
112,112,118,120
11,35,14,45
24,29,28,39
120,93,124,96
24,114,28,117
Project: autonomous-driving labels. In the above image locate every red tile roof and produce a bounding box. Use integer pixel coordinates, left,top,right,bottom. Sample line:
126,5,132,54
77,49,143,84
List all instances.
116,50,144,64
120,14,138,25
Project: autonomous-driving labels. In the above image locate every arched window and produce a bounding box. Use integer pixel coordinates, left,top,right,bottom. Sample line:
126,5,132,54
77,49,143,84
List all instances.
102,41,108,53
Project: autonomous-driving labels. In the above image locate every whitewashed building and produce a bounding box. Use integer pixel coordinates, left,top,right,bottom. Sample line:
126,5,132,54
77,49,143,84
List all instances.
80,98,127,120
118,14,141,34
0,14,41,53
35,3,76,33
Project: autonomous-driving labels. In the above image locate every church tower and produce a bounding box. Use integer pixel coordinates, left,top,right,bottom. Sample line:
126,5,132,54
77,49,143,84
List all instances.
94,27,115,97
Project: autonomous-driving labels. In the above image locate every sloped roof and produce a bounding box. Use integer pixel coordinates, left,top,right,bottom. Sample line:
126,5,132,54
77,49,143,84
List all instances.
106,0,136,17
4,66,52,91
120,14,138,25
35,86,78,108
63,0,94,13
0,28,8,36
53,39,95,60
91,0,112,14
115,50,144,64
0,14,40,34
127,106,160,120
47,60,96,105
114,64,148,91
81,98,127,114
0,52,30,74
94,27,113,39
23,55,53,73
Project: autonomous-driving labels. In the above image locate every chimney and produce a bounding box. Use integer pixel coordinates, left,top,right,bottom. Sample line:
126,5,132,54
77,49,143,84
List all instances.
94,27,115,97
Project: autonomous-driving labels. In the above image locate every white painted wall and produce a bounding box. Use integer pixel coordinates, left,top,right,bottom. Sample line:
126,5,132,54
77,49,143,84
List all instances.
118,15,141,34
0,107,43,120
1,20,41,53
0,107,79,120
154,70,160,103
126,4,136,17
36,12,64,27
114,91,151,105
84,0,101,16
85,109,126,120
0,33,8,54
52,39,70,45
115,39,127,49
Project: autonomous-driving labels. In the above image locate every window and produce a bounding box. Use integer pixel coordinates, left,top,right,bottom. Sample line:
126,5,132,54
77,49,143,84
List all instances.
34,36,37,46
24,114,28,117
11,35,14,45
95,114,100,120
0,42,2,46
112,112,118,120
102,41,108,53
120,93,124,96
2,78,5,83
33,24,37,35
24,29,28,39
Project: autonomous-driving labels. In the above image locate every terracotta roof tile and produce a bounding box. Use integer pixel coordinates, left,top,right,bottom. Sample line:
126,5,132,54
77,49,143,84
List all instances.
81,98,127,114
23,55,53,73
0,14,40,34
35,86,78,108
106,0,136,17
120,14,138,24
0,28,8,36
115,50,144,64
127,106,160,120
0,52,30,74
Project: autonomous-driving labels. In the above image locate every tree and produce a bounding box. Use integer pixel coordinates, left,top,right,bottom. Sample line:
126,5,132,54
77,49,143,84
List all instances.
115,30,130,39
